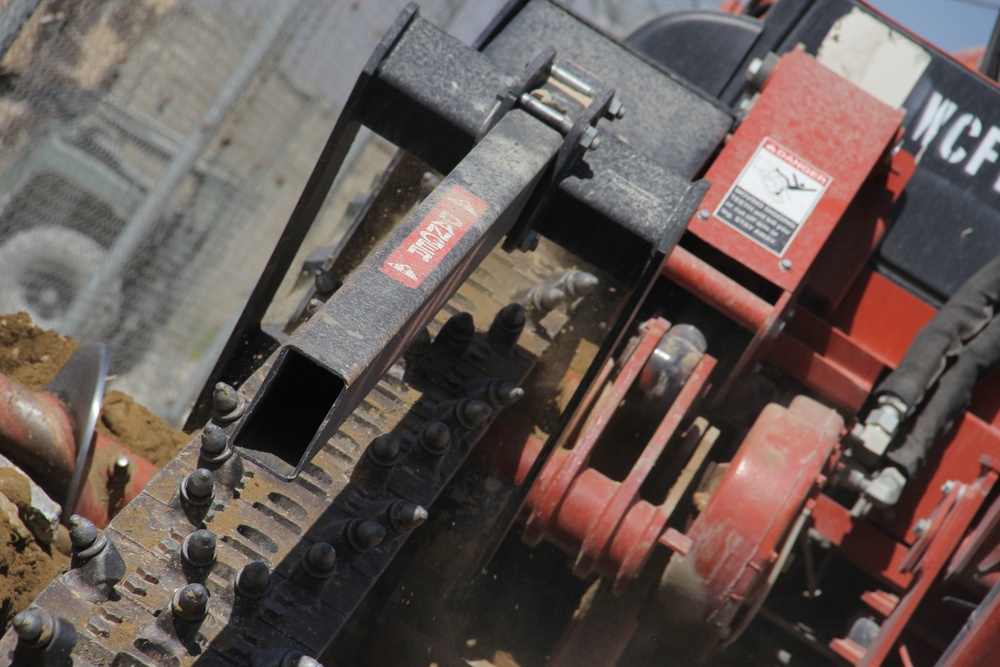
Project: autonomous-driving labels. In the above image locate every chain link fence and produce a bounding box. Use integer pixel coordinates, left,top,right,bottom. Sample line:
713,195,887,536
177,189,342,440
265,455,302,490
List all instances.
0,0,696,423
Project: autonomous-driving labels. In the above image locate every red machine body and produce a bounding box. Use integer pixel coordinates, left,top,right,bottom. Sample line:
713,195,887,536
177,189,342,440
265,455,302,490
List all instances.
474,20,1000,667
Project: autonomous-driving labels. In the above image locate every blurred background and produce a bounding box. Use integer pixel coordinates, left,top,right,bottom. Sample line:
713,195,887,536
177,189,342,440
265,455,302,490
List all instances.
0,0,991,425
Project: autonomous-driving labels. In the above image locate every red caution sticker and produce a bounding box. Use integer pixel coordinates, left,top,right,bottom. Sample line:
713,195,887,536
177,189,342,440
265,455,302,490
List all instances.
380,184,490,288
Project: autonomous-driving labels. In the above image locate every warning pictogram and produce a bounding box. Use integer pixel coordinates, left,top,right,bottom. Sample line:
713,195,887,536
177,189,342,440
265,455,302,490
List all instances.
714,138,831,256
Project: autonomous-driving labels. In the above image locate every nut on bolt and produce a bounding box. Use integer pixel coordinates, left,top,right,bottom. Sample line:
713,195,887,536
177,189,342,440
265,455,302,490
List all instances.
580,126,600,150
606,96,625,119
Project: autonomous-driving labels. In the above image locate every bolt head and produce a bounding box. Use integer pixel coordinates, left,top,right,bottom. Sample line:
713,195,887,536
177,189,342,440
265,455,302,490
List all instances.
779,258,793,272
564,271,600,297
441,312,475,343
535,286,566,312
696,209,710,221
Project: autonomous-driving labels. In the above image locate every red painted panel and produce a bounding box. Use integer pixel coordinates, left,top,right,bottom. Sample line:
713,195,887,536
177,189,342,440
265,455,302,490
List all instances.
688,49,903,292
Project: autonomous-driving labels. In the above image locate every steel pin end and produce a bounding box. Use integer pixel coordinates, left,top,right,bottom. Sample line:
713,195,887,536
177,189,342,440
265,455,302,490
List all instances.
389,501,428,533
213,382,239,414
181,468,215,505
418,422,451,456
182,529,217,568
367,434,401,466
172,583,209,622
495,382,524,407
236,562,272,599
440,312,475,344
200,423,228,456
13,609,49,646
561,270,599,298
68,515,98,550
496,303,526,330
460,399,492,428
302,542,337,579
351,520,386,552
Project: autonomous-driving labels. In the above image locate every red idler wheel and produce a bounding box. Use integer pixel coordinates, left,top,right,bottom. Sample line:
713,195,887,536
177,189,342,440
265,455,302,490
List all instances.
648,395,843,662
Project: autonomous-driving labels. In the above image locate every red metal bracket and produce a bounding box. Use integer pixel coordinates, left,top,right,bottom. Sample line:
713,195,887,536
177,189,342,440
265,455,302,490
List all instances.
523,318,716,592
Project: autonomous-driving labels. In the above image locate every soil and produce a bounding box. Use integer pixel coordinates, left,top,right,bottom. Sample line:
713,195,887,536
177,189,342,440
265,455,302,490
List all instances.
0,312,78,388
97,390,190,467
0,312,189,627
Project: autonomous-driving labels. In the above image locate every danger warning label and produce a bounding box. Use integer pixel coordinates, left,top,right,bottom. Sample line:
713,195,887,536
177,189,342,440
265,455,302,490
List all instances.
714,138,831,256
380,184,489,288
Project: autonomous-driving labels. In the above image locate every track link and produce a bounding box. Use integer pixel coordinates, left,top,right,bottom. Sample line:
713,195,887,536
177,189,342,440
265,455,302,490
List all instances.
0,242,581,665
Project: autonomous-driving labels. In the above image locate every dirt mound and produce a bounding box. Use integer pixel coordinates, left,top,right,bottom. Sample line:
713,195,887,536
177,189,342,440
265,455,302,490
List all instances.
0,312,78,388
97,390,190,467
0,312,189,627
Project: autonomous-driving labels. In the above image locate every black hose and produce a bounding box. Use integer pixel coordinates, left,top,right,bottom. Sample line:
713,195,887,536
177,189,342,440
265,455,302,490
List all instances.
876,254,1000,476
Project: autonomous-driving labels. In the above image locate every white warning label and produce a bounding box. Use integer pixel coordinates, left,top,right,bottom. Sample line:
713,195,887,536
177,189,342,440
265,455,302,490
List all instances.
714,138,832,256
